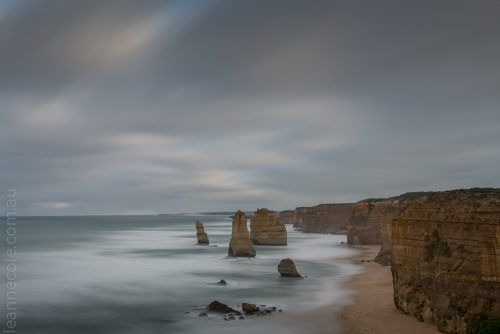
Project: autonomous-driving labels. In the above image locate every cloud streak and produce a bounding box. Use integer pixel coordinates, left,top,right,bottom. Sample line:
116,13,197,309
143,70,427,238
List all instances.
1,0,499,215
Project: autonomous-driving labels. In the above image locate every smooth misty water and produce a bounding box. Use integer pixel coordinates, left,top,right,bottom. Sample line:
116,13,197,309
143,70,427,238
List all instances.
2,215,359,334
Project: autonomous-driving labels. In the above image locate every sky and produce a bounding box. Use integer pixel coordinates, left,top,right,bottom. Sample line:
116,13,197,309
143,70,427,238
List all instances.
1,0,499,215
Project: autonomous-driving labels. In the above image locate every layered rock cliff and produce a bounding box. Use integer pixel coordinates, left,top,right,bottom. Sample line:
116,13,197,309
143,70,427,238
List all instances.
195,220,209,245
250,208,287,245
228,210,256,257
373,199,409,265
346,192,430,264
391,188,500,333
278,210,294,225
347,199,387,245
292,203,354,234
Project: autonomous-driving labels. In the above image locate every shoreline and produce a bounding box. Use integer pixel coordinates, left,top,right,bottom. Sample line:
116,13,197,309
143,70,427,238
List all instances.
338,245,440,334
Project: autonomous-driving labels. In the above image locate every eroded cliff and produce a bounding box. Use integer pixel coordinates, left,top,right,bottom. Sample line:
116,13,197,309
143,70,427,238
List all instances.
292,203,354,234
391,188,500,333
278,210,294,225
250,208,287,245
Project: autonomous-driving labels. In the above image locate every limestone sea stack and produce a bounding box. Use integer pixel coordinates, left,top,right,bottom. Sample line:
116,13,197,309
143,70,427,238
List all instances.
195,221,209,245
293,203,354,234
250,208,287,245
277,258,302,277
228,210,256,257
391,188,500,334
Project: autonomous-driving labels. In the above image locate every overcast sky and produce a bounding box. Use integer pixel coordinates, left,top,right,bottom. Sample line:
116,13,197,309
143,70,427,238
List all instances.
1,0,499,215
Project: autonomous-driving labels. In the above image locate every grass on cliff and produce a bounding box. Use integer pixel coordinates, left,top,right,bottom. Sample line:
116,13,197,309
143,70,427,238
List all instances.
365,188,500,203
474,319,500,334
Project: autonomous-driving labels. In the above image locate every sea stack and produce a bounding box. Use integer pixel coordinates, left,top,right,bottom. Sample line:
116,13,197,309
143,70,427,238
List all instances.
228,210,256,257
277,258,302,278
250,208,287,245
391,189,500,333
195,221,209,245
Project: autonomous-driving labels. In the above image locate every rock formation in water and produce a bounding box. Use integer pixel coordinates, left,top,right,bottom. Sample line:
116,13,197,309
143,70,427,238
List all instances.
250,208,287,245
195,220,209,245
391,188,500,334
206,300,241,315
277,258,302,277
228,210,256,257
292,203,354,234
278,210,294,224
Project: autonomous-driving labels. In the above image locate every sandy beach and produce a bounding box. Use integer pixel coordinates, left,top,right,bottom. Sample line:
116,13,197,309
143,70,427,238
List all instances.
339,245,440,334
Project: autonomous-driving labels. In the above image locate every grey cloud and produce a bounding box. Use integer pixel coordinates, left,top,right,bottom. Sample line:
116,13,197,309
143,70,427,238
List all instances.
1,0,499,215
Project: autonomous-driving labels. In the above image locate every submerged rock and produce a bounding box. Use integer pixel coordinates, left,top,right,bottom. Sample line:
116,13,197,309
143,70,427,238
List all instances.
206,301,241,316
228,210,256,257
195,221,209,245
277,258,302,278
196,301,279,321
242,303,259,315
216,279,227,286
250,208,287,245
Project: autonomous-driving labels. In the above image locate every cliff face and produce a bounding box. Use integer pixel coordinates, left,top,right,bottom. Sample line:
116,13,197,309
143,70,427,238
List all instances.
346,192,430,264
195,220,209,245
374,200,408,265
228,210,256,257
278,210,294,225
391,189,500,334
292,203,354,234
250,208,287,245
347,199,387,245
347,198,408,264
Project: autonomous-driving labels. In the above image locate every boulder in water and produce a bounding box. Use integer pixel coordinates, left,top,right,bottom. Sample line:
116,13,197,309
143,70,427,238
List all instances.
277,258,302,278
206,301,241,316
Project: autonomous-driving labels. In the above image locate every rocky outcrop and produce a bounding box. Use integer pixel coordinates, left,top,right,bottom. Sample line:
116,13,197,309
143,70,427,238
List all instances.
197,301,279,320
292,203,354,234
278,258,302,277
228,210,256,257
278,210,294,224
206,300,241,315
195,220,209,245
242,303,259,315
391,188,500,334
250,208,287,245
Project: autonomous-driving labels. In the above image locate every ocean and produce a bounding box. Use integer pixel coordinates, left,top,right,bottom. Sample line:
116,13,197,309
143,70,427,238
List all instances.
1,215,359,334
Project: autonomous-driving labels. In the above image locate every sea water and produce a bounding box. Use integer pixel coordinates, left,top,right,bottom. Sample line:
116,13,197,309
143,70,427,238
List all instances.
2,215,359,334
